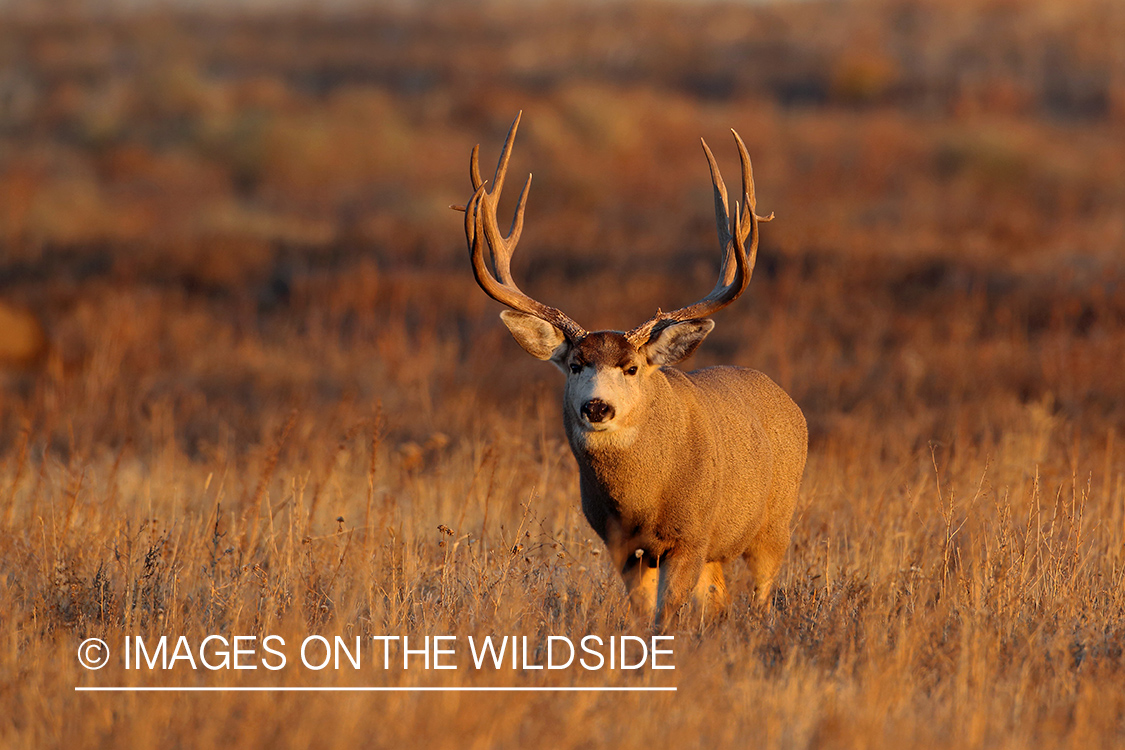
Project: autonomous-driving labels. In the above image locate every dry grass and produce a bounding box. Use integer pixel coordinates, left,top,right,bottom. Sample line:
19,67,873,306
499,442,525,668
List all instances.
2,1,1124,748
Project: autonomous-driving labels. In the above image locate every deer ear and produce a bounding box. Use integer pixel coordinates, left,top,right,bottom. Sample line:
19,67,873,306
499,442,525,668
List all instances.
500,311,570,365
643,319,715,366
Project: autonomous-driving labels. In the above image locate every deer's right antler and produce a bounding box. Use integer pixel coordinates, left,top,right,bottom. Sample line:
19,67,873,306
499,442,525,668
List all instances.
460,112,587,343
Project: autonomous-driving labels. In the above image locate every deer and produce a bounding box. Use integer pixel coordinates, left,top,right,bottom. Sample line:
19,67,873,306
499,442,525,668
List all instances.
456,113,807,628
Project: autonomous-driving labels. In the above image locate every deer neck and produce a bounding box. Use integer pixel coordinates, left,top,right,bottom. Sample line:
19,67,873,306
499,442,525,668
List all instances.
563,370,683,486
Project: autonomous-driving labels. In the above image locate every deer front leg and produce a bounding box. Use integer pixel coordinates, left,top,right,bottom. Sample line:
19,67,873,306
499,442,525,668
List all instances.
655,549,705,630
605,516,661,621
620,551,660,618
692,561,729,616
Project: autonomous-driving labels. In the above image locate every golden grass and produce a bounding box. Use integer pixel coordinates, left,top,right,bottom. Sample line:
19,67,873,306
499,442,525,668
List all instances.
3,267,1123,748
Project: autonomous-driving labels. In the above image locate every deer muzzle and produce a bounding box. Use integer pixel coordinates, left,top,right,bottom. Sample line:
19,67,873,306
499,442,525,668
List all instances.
581,399,616,424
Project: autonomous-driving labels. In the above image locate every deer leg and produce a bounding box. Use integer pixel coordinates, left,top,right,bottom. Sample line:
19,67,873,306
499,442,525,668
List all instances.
744,523,789,610
655,550,705,630
746,553,780,609
607,519,657,620
606,517,661,620
691,561,729,617
620,552,660,619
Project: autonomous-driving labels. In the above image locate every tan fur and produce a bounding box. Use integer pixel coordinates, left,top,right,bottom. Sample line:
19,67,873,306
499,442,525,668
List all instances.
562,342,807,627
460,114,807,627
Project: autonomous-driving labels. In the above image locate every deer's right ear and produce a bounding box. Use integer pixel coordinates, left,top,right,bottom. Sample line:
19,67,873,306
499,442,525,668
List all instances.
500,310,570,368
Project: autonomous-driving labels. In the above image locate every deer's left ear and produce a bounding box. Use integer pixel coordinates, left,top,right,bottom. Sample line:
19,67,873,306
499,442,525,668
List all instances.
643,319,715,366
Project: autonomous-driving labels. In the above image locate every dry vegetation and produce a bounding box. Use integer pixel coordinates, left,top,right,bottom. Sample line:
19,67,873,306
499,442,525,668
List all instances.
1,0,1124,747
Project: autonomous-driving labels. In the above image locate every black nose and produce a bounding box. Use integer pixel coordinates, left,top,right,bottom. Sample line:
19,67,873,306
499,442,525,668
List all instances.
581,399,615,423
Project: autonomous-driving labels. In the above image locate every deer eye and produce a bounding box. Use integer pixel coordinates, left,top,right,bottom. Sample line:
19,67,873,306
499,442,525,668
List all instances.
570,363,583,374
624,365,638,376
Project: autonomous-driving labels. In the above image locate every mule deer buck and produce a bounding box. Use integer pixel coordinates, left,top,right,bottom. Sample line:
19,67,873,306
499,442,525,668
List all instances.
457,113,807,627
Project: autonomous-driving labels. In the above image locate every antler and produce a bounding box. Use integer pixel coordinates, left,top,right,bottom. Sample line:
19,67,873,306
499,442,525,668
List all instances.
625,130,773,347
458,112,587,342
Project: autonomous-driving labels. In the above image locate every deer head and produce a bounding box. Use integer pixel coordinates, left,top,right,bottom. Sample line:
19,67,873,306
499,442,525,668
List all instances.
456,112,772,434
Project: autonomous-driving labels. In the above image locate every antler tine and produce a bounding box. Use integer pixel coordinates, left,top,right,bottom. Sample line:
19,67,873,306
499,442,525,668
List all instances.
732,129,756,218
702,137,733,255
491,172,531,284
474,113,529,285
731,128,773,260
702,137,742,291
490,110,520,198
626,130,770,347
469,143,482,191
462,113,587,342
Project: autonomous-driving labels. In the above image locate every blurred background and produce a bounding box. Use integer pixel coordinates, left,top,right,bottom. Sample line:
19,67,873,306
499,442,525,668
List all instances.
0,0,1123,459
3,2,1125,746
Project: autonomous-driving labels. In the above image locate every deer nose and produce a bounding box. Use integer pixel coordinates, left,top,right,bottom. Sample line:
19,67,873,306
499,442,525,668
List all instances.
581,399,615,423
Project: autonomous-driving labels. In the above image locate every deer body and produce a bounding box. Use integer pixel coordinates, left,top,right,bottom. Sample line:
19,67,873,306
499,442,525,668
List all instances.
546,329,806,619
569,364,804,564
459,113,807,626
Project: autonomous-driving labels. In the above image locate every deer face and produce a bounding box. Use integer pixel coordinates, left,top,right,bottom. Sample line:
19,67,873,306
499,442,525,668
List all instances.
563,332,646,431
500,311,716,432
463,111,759,431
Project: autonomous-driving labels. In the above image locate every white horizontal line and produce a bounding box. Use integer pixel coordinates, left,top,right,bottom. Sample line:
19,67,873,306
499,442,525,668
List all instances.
75,686,676,693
